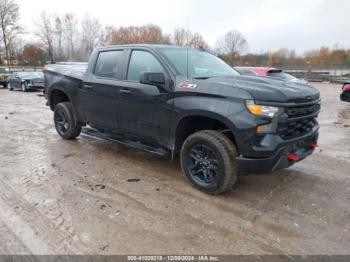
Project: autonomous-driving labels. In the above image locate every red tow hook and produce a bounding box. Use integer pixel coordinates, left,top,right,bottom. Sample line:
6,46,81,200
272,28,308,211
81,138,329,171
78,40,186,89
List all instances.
287,154,300,161
310,143,319,149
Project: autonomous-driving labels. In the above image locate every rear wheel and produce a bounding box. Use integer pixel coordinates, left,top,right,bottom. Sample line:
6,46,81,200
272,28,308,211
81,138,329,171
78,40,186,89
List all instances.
54,102,81,139
180,130,238,195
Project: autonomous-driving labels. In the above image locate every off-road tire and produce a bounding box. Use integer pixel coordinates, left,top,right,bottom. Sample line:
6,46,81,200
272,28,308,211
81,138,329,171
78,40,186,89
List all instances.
180,130,238,195
54,102,81,140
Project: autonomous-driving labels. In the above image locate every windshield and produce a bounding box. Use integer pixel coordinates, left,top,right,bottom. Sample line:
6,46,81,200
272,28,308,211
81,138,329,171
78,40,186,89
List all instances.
267,72,297,81
160,48,239,79
17,72,43,79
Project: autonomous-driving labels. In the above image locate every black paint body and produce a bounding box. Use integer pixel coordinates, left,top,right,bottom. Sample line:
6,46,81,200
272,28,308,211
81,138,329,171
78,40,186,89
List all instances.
44,45,320,173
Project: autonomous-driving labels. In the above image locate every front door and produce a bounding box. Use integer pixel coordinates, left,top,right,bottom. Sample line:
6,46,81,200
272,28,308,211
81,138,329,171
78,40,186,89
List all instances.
117,49,173,146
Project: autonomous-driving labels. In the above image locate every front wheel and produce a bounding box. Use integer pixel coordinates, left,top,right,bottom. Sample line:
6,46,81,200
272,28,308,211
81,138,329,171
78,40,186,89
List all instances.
7,82,13,91
54,102,81,139
180,130,238,195
21,82,28,92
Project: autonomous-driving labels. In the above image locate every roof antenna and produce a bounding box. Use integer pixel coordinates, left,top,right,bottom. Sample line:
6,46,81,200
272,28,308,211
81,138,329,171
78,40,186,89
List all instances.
186,17,189,79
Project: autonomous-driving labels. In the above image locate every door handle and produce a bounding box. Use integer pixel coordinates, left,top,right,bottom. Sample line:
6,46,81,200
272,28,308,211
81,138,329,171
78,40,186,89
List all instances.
120,89,131,94
84,84,93,90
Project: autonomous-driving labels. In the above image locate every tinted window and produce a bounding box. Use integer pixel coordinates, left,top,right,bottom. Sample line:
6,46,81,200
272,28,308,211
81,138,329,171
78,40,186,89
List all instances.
127,51,164,81
94,50,123,79
17,72,43,79
160,48,239,79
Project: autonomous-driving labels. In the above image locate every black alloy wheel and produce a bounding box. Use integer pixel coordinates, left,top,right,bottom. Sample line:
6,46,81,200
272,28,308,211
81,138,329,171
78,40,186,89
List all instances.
186,144,219,185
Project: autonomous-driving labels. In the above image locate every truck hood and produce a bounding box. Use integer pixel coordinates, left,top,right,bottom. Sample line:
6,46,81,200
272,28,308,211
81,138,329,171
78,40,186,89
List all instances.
192,75,320,103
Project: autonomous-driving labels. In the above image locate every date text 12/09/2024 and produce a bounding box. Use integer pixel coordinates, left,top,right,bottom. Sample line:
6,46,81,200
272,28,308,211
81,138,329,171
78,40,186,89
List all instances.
127,255,219,261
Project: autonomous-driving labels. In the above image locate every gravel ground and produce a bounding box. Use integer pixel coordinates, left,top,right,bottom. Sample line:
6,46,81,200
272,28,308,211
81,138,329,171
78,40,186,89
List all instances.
0,82,349,255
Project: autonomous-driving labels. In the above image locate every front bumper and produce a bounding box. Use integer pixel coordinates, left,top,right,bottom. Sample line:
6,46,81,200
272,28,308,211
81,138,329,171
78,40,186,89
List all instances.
236,128,318,174
27,84,44,90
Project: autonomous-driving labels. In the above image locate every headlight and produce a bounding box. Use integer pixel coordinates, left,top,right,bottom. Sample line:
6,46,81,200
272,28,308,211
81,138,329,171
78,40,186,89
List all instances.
245,100,280,118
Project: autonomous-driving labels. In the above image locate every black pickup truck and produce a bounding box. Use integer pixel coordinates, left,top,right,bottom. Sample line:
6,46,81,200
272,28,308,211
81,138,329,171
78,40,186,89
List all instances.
44,45,320,194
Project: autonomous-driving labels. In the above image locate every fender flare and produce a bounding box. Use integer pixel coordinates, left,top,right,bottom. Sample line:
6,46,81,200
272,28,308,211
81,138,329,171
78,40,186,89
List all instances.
171,110,238,155
48,85,72,110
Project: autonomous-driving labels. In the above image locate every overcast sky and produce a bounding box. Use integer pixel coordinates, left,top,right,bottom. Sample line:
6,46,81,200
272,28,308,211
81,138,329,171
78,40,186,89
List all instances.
17,0,349,54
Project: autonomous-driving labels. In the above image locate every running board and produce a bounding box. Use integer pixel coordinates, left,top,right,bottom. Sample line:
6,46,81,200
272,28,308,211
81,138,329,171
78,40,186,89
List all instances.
81,127,169,157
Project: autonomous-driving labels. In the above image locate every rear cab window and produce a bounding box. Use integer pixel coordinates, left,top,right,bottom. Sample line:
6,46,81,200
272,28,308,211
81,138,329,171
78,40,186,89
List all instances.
94,50,124,79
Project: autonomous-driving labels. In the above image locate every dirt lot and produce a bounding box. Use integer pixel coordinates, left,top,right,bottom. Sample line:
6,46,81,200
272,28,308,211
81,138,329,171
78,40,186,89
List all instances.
0,83,349,255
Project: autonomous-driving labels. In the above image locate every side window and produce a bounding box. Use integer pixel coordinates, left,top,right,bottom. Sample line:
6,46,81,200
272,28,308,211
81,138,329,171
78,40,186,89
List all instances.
94,50,123,79
127,50,164,82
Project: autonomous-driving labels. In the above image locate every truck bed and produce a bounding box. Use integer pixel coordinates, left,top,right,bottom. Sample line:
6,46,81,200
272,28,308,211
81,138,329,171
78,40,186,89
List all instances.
44,62,88,80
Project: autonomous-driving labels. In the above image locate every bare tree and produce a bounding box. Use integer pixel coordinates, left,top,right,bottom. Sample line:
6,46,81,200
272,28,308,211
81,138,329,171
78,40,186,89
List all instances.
215,30,248,64
188,32,209,50
0,0,20,66
141,24,169,44
63,13,77,60
104,24,169,45
173,28,190,46
36,11,55,62
55,16,63,61
172,28,209,50
81,14,102,57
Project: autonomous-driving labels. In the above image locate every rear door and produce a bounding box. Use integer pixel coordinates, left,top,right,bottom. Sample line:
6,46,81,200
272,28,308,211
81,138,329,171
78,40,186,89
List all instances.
78,49,126,131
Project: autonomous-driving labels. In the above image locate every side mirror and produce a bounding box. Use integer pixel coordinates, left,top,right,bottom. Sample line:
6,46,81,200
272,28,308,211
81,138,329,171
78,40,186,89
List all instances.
140,72,166,87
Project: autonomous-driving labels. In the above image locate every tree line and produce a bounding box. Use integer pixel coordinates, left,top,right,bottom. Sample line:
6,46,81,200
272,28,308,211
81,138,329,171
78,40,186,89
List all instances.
233,47,350,70
0,0,349,70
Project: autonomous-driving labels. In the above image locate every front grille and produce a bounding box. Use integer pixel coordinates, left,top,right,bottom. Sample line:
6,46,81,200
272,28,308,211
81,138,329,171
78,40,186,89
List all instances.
286,103,320,118
278,101,320,140
278,118,318,140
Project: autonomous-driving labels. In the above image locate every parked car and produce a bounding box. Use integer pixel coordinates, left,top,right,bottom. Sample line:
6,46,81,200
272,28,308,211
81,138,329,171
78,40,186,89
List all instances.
8,71,44,92
44,45,320,194
0,67,11,88
236,67,308,84
340,82,350,102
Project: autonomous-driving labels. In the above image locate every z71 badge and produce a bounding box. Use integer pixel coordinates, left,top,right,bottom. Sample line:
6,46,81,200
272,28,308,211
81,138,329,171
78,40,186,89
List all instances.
177,82,197,89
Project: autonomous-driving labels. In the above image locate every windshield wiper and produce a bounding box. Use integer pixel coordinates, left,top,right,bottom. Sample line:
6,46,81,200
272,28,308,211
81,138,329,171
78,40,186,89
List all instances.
192,76,213,80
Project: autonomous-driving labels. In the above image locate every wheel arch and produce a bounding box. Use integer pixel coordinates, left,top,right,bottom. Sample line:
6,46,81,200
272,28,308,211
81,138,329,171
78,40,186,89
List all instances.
173,111,238,155
48,86,72,111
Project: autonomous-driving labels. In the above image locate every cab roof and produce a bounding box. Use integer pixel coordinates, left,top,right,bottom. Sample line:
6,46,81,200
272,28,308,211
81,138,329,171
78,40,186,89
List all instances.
95,44,190,51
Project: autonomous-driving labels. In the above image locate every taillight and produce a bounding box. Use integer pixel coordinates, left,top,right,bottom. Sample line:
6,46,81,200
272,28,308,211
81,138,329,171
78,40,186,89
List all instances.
310,143,318,149
287,154,300,161
343,84,350,92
